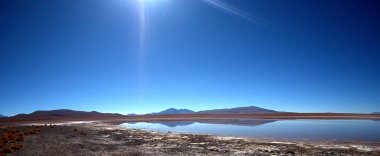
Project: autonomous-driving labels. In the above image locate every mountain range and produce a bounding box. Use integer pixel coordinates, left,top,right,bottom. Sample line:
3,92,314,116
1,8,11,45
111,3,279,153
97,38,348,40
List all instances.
148,108,194,115
197,106,277,114
0,115,6,118
148,106,277,115
1,107,379,123
0,106,277,121
12,109,123,119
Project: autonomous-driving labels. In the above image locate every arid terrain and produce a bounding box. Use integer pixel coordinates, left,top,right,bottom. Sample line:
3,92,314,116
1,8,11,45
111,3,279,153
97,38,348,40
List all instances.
1,111,380,155
0,121,379,156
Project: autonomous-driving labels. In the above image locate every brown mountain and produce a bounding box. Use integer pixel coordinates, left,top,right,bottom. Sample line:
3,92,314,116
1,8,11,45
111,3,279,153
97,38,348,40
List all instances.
196,106,277,114
148,108,194,115
9,109,123,119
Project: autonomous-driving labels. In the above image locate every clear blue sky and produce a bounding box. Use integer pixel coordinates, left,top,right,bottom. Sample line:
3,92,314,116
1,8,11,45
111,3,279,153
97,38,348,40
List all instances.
1,0,380,116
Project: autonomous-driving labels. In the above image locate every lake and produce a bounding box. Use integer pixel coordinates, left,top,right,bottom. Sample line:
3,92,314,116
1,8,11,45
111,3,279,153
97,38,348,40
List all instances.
120,119,380,142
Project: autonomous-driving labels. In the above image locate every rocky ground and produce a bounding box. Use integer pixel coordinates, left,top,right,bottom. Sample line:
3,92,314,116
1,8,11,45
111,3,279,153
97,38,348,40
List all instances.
1,122,379,156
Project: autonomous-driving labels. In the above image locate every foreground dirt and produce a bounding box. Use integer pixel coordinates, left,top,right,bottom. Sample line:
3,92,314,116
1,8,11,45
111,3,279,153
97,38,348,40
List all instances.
1,123,379,156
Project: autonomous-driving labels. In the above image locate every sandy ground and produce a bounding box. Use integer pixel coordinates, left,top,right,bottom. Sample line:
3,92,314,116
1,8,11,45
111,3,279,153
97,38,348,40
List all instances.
0,122,379,156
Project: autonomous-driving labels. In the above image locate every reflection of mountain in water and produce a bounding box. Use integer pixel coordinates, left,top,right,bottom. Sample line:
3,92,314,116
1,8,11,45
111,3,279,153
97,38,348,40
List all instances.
198,119,277,126
155,121,195,127
145,119,277,127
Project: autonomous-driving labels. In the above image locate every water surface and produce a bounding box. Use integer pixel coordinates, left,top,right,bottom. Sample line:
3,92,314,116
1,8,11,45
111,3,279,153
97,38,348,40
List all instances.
120,119,380,142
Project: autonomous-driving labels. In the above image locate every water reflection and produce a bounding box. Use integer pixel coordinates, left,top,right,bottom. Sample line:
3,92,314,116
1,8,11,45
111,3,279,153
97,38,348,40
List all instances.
127,119,276,127
128,121,195,127
121,120,380,142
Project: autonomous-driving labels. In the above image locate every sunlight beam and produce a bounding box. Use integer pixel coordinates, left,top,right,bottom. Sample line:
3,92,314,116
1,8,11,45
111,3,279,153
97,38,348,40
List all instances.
203,0,278,29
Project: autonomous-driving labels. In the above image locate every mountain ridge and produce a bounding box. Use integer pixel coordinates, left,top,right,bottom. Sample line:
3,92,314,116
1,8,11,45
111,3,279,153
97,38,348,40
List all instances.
147,106,277,115
2,106,278,120
148,108,194,115
196,106,277,114
12,109,123,119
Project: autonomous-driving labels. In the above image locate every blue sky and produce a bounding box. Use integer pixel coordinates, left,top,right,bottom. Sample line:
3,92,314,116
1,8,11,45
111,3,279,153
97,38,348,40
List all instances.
1,0,380,116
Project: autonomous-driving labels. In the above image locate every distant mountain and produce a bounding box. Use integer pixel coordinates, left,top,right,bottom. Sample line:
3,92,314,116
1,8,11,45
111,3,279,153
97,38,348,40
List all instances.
372,112,380,114
127,113,139,116
0,115,7,118
148,108,194,115
146,106,277,115
11,109,124,119
197,106,277,114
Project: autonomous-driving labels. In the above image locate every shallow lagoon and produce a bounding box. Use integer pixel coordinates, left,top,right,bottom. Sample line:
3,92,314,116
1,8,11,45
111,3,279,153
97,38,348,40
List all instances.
121,119,380,142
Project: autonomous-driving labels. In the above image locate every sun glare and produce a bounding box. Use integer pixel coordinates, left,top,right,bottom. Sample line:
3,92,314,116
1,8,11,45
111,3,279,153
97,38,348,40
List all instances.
137,0,157,5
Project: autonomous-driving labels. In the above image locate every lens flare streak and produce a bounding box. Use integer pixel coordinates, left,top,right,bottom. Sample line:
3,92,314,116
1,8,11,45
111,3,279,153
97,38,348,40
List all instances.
203,0,278,29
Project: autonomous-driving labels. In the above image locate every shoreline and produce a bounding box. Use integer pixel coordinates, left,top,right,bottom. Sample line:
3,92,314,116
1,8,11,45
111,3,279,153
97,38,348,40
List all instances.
1,122,379,155
2,113,380,124
3,119,380,144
